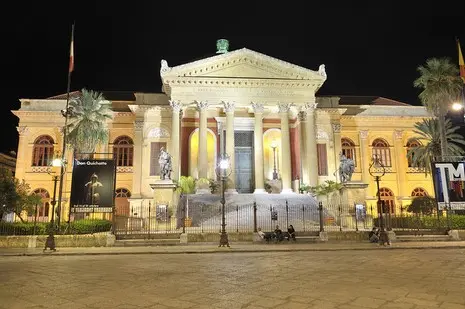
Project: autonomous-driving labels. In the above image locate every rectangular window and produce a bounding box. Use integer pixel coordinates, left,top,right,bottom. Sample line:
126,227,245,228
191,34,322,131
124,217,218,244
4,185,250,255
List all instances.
317,143,328,176
150,142,166,176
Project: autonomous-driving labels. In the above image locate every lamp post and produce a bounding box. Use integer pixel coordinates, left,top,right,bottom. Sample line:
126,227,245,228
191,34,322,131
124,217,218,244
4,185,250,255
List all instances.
216,153,231,247
271,140,278,180
368,155,390,246
44,156,67,252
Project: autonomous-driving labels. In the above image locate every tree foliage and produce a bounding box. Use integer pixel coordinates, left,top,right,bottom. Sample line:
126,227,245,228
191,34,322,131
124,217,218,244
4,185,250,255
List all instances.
67,89,113,157
0,168,42,222
310,180,343,204
407,118,465,174
407,196,437,215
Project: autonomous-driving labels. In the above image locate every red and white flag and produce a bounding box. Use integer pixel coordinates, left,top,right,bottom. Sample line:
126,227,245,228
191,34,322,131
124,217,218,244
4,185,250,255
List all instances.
69,24,75,73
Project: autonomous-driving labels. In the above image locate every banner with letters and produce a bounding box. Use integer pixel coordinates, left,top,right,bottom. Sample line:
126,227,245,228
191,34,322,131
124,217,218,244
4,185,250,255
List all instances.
70,159,116,213
433,162,465,210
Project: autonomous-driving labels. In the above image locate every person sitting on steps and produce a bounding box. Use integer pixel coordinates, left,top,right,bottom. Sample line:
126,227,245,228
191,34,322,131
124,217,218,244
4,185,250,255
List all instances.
287,225,296,241
274,225,284,242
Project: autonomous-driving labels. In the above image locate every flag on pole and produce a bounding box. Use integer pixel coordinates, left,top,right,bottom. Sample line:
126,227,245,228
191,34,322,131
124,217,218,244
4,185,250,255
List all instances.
69,24,75,73
458,38,465,84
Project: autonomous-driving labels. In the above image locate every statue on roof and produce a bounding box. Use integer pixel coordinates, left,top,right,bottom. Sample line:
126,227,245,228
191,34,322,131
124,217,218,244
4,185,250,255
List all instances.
160,59,170,75
318,64,327,78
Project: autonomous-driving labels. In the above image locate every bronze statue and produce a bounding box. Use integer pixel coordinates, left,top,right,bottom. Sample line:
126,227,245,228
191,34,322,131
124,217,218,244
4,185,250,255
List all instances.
158,147,172,180
339,153,355,183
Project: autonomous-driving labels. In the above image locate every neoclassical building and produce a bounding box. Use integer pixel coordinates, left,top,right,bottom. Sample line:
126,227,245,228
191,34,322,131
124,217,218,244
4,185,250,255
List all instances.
12,47,433,222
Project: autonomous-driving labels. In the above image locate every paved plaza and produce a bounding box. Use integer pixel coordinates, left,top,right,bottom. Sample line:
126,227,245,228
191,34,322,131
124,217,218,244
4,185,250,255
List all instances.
1,248,465,309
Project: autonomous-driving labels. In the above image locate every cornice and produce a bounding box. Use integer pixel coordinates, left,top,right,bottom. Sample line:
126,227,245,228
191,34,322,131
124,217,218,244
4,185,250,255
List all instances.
163,77,321,89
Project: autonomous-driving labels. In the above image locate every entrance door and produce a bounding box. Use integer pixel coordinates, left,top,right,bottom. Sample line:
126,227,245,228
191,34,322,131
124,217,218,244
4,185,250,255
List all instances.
234,131,254,193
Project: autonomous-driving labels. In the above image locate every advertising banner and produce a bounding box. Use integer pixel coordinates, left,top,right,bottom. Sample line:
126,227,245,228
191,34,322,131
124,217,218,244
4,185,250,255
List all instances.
70,159,116,213
433,162,465,210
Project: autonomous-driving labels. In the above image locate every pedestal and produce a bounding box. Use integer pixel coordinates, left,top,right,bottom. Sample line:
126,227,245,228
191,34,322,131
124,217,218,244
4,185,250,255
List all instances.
150,180,177,209
340,181,369,229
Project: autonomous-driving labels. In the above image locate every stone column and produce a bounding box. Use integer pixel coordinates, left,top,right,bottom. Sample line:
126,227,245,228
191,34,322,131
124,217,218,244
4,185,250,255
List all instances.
332,122,342,180
305,103,318,187
169,100,182,181
252,103,266,194
394,130,407,198
278,103,293,194
359,130,370,184
224,101,237,193
15,126,29,179
132,120,144,198
298,111,309,185
196,101,209,179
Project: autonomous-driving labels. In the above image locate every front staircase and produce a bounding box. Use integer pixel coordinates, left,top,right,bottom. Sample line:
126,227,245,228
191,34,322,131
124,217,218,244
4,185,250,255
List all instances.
394,230,451,242
115,233,182,246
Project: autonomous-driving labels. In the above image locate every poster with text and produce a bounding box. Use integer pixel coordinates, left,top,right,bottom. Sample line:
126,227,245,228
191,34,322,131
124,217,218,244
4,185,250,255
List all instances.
70,159,116,213
433,162,465,210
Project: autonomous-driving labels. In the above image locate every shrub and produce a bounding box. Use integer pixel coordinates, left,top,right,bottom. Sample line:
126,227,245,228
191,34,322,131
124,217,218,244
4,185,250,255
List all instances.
0,219,112,235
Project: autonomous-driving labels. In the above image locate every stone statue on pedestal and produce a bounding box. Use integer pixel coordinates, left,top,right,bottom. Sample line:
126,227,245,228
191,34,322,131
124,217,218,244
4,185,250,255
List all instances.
339,153,355,183
158,147,172,180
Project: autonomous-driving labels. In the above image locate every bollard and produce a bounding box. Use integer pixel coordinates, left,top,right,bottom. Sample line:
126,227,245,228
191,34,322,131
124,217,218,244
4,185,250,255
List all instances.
318,201,324,232
253,202,257,232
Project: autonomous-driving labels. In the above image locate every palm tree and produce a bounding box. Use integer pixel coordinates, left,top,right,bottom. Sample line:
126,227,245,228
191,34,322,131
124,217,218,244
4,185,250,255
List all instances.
414,58,463,158
66,89,113,158
407,118,465,174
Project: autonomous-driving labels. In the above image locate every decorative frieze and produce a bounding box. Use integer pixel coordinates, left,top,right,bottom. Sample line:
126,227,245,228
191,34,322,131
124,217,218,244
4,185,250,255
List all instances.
278,103,292,113
169,100,182,113
302,102,318,113
394,129,403,140
331,123,342,133
195,101,209,111
116,166,133,173
223,101,235,113
316,128,329,140
251,102,265,113
147,127,170,138
31,166,52,173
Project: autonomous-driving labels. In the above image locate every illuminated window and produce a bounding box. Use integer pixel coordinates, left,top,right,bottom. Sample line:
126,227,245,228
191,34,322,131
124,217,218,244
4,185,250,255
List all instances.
372,138,391,167
379,187,395,214
32,135,54,166
406,139,421,168
113,136,134,167
341,138,356,166
30,188,50,220
411,187,428,197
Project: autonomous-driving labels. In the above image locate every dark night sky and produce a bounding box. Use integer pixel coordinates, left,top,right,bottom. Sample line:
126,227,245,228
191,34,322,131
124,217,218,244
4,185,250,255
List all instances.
1,1,465,153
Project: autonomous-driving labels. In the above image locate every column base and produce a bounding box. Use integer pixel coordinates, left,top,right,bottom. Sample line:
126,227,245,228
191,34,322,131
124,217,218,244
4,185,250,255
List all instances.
253,188,267,194
280,188,295,194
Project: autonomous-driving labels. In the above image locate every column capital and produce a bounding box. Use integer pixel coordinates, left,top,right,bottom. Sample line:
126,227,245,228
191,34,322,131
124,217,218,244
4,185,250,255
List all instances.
278,103,292,113
16,126,29,136
303,102,318,111
298,111,307,122
394,129,403,140
169,100,182,113
134,120,144,131
223,101,236,113
251,102,265,113
195,100,209,111
331,122,342,133
359,130,369,140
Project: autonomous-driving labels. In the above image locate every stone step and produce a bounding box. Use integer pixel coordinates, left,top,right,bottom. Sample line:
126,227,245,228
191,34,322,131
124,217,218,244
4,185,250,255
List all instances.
396,235,450,242
114,239,180,247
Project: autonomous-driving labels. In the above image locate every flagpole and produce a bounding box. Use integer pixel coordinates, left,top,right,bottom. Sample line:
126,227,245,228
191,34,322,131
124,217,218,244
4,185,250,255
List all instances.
57,22,75,226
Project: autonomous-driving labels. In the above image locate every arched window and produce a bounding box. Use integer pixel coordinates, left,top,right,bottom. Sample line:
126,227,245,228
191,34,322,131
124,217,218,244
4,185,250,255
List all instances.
341,138,356,165
115,188,131,216
406,139,421,168
31,188,50,220
372,138,391,167
113,136,134,167
379,187,395,214
32,135,54,167
411,187,428,197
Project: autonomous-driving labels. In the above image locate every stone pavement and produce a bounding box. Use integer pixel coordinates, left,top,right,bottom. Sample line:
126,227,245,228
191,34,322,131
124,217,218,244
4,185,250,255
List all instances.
1,241,465,256
1,247,465,309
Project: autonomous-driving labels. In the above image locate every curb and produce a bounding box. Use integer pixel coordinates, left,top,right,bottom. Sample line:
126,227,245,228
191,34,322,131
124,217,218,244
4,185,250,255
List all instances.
2,244,465,257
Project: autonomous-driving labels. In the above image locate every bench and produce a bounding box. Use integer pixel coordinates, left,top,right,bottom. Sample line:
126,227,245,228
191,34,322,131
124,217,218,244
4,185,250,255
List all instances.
262,231,296,243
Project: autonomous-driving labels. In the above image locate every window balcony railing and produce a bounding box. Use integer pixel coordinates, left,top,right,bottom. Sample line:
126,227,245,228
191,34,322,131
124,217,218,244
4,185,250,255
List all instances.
116,166,133,173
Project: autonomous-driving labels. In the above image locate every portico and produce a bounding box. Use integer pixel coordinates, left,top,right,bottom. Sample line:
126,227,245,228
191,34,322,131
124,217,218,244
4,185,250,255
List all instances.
159,48,327,193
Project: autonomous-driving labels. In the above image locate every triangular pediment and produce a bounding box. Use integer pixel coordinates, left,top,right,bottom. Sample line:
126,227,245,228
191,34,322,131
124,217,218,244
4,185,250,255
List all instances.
160,48,326,81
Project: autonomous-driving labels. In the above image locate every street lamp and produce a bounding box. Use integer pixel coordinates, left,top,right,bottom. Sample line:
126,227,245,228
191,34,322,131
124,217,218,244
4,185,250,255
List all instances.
368,155,390,246
270,140,278,180
452,102,463,111
44,156,66,252
216,153,232,248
